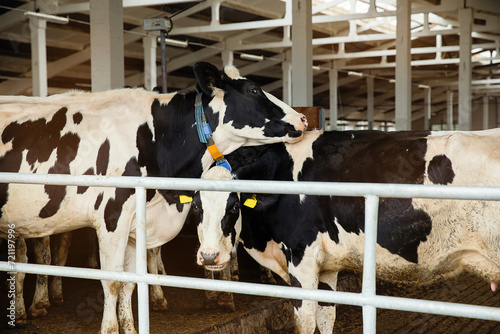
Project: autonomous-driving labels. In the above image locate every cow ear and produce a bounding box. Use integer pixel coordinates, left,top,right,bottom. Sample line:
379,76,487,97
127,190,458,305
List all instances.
194,62,225,96
241,193,278,211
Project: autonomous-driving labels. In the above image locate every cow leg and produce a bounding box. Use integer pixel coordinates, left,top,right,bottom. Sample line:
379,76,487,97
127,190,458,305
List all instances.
203,269,218,309
217,265,236,311
156,246,166,275
50,232,72,305
203,250,237,312
87,228,99,269
29,236,51,318
289,257,320,334
14,238,27,326
316,271,338,334
147,246,168,311
98,227,130,334
259,266,276,284
230,247,239,281
118,242,137,334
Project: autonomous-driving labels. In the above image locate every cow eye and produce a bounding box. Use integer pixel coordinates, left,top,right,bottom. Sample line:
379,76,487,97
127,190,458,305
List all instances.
248,87,258,95
191,200,201,212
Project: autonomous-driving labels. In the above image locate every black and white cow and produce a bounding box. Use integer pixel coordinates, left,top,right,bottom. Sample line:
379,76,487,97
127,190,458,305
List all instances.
193,129,500,334
0,62,307,334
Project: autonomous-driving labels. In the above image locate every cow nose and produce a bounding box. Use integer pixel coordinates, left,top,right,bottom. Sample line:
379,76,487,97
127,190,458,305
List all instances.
301,115,308,129
200,251,220,265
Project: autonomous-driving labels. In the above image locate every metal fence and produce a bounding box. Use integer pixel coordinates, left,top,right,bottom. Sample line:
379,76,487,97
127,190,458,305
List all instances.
1,172,500,334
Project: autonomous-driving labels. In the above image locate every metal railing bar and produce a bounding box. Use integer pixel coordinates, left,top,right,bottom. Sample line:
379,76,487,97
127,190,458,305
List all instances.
135,187,149,333
362,195,380,334
1,261,499,322
2,172,500,333
1,172,500,200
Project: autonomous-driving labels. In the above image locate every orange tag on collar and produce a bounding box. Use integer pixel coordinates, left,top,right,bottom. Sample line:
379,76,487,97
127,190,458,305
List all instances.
207,144,224,161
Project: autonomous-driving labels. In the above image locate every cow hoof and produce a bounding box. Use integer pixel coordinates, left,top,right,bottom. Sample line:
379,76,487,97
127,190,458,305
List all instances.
151,298,168,311
218,301,236,312
217,293,236,312
29,306,48,318
15,312,27,328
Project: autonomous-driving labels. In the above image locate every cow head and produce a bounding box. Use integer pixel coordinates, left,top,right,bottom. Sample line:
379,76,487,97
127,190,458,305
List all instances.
192,166,242,270
193,62,307,154
192,165,279,271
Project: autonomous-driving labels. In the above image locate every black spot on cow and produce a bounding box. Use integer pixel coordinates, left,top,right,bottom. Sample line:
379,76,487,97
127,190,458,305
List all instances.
77,168,95,194
39,132,81,218
318,281,336,307
289,273,303,309
136,123,157,202
427,154,455,185
149,96,205,211
96,139,110,175
305,131,433,263
0,107,70,216
94,192,104,210
104,157,141,232
73,112,83,125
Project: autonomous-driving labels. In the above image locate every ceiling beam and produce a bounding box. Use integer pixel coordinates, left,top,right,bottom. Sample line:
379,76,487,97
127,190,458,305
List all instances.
0,1,35,31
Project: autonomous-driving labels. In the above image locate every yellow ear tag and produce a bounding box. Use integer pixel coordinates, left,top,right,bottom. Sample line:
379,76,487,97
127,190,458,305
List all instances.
244,194,257,208
179,195,193,204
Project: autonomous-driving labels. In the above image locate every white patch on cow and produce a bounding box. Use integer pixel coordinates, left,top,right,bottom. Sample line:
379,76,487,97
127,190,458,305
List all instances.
129,191,191,248
285,130,322,182
284,130,322,201
197,167,241,268
242,240,289,283
224,65,243,80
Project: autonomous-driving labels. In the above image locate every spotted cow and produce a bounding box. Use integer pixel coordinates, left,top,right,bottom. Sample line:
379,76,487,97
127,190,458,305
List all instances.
0,62,307,334
193,129,500,334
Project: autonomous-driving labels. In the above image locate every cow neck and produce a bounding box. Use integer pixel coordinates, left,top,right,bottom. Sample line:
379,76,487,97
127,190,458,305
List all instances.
195,92,232,172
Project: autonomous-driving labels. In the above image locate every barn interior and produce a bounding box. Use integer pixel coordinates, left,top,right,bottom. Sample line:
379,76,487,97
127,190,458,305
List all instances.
1,0,500,333
0,0,499,131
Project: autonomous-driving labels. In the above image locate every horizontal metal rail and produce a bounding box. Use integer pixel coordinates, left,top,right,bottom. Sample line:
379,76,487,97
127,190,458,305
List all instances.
1,172,500,200
1,261,499,322
1,172,500,334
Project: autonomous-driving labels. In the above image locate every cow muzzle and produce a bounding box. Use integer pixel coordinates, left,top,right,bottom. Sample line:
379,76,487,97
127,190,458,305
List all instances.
198,250,226,270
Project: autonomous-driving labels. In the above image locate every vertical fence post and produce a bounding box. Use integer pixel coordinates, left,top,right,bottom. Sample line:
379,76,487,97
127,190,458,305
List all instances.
362,195,379,334
135,187,149,333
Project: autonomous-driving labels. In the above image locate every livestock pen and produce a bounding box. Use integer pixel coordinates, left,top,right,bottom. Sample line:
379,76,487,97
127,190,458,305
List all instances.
1,172,500,333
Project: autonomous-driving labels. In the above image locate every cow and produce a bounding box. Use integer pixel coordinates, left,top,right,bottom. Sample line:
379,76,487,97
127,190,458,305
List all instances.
0,61,307,334
193,128,500,334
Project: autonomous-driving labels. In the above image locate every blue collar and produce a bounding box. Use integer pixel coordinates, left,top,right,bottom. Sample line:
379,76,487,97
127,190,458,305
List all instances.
194,93,232,172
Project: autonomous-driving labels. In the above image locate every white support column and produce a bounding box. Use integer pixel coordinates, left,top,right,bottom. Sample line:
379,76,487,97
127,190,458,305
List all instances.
366,76,374,130
395,0,411,130
90,0,124,92
447,90,454,130
222,50,234,67
424,87,431,131
483,95,489,130
143,35,157,91
458,7,473,131
291,0,313,107
329,68,338,130
282,50,292,106
29,18,48,97
349,0,357,37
